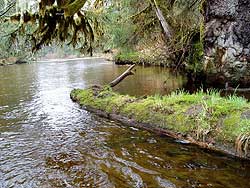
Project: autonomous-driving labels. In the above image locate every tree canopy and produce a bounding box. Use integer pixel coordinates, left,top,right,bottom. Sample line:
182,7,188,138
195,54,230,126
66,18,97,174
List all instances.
1,0,204,67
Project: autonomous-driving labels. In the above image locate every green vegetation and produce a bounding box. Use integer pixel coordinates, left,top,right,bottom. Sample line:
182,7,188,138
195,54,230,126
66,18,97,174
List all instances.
0,0,107,58
108,0,204,68
0,0,35,64
0,0,204,69
0,20,34,64
71,87,250,158
114,51,170,66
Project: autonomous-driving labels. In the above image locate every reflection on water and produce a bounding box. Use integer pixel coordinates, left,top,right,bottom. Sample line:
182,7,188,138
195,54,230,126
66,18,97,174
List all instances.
0,59,250,187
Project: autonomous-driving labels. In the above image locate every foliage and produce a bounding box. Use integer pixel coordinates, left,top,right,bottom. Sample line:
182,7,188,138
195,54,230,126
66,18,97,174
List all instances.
101,0,204,69
0,20,35,62
1,0,106,56
1,0,205,70
0,1,30,61
99,1,147,52
152,0,204,67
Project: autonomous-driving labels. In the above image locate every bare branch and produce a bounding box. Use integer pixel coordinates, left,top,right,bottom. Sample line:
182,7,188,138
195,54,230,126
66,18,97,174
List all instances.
0,1,16,17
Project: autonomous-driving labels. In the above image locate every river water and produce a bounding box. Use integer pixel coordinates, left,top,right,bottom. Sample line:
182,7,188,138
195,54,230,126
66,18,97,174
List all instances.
0,59,249,188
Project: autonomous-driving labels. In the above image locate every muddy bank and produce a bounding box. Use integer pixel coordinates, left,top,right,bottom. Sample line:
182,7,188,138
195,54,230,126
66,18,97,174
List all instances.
71,86,250,160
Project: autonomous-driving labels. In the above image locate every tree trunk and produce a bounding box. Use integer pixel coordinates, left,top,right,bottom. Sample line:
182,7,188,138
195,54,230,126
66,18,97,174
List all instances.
152,0,172,39
204,0,250,87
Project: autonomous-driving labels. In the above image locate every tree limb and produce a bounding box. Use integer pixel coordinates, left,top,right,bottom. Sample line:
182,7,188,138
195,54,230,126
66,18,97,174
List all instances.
0,1,15,17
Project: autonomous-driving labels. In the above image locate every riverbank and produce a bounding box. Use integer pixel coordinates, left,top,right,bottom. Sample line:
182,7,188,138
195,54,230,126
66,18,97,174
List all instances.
113,52,250,92
112,29,171,66
71,86,250,160
0,58,28,66
114,51,171,67
36,56,106,63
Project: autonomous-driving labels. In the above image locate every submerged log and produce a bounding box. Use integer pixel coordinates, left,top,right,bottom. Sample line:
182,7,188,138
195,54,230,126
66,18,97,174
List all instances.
224,88,250,92
109,64,136,87
224,82,250,92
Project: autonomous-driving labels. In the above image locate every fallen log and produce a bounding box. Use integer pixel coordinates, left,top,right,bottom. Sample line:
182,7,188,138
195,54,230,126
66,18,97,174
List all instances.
109,64,136,87
71,97,249,161
70,88,250,160
223,82,250,92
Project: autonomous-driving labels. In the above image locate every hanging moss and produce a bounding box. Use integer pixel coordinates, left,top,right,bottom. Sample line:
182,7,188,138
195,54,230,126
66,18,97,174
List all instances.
7,1,100,55
39,0,56,10
63,0,87,16
10,14,21,22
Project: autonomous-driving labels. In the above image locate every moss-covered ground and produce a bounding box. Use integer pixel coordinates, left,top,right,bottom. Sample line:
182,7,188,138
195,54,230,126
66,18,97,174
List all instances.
114,51,170,66
71,87,250,158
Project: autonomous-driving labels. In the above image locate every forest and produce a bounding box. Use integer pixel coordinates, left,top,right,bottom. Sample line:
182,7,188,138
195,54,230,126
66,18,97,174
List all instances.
1,0,250,86
0,0,250,187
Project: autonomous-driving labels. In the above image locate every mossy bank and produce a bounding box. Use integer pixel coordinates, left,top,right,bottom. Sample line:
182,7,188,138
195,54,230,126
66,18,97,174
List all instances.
71,86,250,160
114,51,171,67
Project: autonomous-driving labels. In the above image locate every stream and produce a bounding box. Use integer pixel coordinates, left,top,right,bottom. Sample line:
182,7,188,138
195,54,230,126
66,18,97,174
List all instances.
0,59,249,188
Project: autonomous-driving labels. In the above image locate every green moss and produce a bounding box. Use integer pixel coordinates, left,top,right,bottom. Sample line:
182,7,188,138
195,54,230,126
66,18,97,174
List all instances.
114,50,169,66
71,88,250,155
115,51,141,63
186,31,204,73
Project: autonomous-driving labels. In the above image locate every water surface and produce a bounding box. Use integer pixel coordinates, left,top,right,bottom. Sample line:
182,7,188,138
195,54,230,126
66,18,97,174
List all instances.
0,59,249,187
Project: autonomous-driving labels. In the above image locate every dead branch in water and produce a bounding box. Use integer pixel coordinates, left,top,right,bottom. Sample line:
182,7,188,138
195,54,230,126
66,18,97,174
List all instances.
224,82,250,92
109,64,136,87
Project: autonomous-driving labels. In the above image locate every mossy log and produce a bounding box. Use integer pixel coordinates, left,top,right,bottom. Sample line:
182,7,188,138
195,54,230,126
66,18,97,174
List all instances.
70,97,236,157
70,87,250,160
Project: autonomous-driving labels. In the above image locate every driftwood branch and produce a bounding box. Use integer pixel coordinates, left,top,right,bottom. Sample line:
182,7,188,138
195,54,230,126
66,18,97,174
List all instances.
224,88,250,92
109,64,136,87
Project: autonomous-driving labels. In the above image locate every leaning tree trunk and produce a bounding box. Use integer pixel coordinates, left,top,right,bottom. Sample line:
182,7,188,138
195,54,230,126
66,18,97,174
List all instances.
152,0,172,39
204,0,250,87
